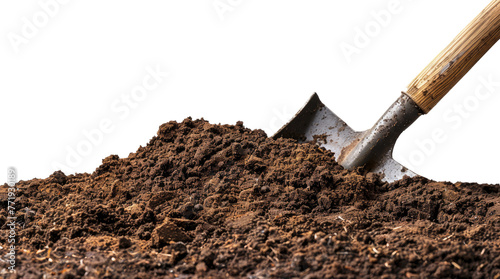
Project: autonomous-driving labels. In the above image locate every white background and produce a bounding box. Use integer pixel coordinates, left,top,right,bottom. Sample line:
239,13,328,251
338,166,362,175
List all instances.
1,0,499,184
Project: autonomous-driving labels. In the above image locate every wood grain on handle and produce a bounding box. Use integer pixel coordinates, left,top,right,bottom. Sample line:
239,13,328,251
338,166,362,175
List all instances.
406,0,500,113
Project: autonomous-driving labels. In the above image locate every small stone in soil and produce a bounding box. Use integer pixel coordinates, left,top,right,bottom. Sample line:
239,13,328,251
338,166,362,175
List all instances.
118,237,132,249
291,253,309,271
181,202,196,219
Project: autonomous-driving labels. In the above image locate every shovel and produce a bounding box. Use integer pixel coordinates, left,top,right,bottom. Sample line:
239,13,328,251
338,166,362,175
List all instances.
274,1,500,182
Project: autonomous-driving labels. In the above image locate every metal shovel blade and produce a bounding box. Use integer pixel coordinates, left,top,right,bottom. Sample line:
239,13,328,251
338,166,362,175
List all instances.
273,93,420,183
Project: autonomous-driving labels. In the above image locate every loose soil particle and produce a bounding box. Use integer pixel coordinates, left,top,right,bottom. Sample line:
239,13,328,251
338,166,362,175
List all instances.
1,118,499,278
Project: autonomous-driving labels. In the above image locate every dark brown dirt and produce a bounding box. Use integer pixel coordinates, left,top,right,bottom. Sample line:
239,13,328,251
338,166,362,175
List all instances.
1,118,499,278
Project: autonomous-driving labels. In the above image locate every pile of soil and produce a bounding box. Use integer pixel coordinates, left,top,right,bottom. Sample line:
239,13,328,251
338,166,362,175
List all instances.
1,118,499,278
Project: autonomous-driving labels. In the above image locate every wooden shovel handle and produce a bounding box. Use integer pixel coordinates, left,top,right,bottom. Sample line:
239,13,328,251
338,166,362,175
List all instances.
406,0,500,113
